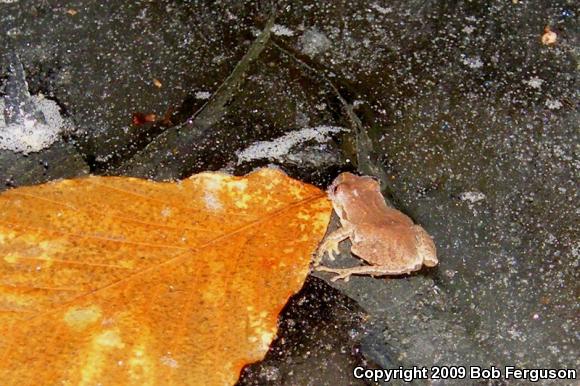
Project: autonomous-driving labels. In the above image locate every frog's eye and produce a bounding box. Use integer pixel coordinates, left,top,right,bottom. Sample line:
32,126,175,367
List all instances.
330,183,341,195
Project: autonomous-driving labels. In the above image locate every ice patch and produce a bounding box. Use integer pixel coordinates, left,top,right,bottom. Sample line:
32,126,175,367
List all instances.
195,91,212,100
459,191,486,215
545,99,562,110
459,191,486,203
299,28,331,57
0,95,67,154
461,55,484,69
271,24,294,37
571,242,579,260
236,126,345,164
462,25,475,34
523,76,544,89
370,3,392,14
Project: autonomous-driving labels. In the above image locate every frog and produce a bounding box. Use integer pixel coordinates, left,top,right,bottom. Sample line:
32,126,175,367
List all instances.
314,172,438,282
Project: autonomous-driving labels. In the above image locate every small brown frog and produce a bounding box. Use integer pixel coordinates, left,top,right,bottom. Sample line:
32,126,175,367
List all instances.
314,172,438,282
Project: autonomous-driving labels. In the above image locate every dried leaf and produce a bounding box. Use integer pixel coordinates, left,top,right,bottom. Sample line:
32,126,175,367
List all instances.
0,168,331,385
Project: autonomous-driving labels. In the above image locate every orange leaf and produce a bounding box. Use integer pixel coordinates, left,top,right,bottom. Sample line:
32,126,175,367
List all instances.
0,168,331,385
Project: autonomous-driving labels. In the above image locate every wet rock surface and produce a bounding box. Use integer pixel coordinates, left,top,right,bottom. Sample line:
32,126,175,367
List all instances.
0,1,577,385
237,276,369,386
0,141,88,189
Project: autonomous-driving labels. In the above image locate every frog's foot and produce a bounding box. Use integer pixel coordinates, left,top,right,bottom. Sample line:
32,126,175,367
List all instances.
313,226,351,266
315,238,341,264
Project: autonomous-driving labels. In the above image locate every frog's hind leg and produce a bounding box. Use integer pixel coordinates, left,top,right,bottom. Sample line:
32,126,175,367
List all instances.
314,225,352,266
316,265,414,282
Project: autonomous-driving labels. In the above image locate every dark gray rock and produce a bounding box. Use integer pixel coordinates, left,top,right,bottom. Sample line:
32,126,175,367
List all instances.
0,0,577,384
0,141,88,192
237,276,369,386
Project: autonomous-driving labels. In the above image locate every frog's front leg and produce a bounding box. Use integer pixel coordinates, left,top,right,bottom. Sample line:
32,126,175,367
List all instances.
313,224,353,266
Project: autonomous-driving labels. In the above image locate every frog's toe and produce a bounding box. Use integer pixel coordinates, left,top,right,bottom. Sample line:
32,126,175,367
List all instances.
317,240,340,261
316,266,352,282
326,241,341,260
331,272,351,282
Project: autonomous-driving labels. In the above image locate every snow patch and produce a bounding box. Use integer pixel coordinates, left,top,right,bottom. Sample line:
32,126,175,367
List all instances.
545,99,562,110
462,25,475,34
194,91,212,100
370,3,392,14
461,55,484,69
459,191,486,203
299,28,331,57
271,24,294,37
0,95,67,154
523,76,544,89
236,126,345,164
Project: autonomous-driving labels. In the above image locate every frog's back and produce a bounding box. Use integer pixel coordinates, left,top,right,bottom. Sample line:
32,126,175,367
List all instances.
332,173,413,227
351,223,424,272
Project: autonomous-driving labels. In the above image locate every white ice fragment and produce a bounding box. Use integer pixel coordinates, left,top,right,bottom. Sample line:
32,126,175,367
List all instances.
545,99,562,110
236,126,345,164
370,3,392,14
299,28,331,57
572,242,580,259
271,24,295,37
95,153,113,163
523,76,544,89
194,91,212,100
459,191,486,203
462,25,475,34
461,55,484,69
0,96,67,154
